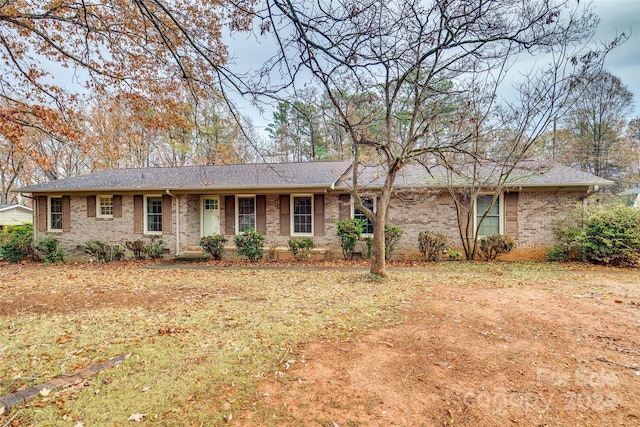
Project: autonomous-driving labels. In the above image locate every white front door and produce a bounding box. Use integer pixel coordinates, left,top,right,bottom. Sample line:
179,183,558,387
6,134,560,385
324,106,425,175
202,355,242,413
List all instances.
202,197,220,236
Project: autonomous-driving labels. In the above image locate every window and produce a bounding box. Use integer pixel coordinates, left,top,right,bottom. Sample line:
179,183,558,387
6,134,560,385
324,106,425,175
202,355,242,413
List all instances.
291,195,313,235
237,196,255,233
97,195,113,218
204,198,218,210
49,197,63,231
353,196,375,235
146,196,163,233
475,194,502,236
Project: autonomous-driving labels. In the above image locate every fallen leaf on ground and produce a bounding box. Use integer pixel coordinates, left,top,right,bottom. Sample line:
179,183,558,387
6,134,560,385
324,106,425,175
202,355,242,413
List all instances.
127,413,147,422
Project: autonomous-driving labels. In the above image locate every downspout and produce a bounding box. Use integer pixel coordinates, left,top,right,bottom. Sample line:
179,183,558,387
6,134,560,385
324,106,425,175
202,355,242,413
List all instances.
165,190,180,256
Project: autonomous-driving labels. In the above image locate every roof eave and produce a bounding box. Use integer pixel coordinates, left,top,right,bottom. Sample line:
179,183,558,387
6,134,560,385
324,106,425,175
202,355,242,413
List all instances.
19,183,338,194
334,181,615,191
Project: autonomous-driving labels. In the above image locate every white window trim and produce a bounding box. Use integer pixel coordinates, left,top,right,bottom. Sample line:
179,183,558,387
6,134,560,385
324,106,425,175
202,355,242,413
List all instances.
290,194,314,236
351,196,376,236
48,195,63,232
144,194,163,235
235,194,256,234
97,195,114,219
474,193,504,237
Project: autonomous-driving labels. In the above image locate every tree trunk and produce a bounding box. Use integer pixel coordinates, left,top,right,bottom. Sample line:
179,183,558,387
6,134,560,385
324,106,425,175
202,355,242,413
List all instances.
370,214,387,277
368,171,394,277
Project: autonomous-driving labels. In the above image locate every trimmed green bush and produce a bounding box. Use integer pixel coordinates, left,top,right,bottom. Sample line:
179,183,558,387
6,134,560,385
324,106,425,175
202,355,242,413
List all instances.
582,204,640,267
548,209,584,262
235,228,265,261
335,218,365,260
288,238,315,260
0,223,33,263
34,235,64,264
84,239,109,261
418,230,448,261
478,234,514,261
547,245,570,262
384,224,403,261
200,234,228,260
550,204,640,266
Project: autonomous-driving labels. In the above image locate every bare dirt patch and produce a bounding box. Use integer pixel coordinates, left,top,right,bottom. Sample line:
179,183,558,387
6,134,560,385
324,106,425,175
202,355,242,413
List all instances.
242,269,640,426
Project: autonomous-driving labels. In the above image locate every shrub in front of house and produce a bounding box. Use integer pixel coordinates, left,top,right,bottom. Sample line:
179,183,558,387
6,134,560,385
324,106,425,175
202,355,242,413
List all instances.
335,218,365,260
361,236,374,260
478,234,515,261
33,234,64,264
126,240,147,260
548,208,584,262
549,203,640,266
582,203,640,267
384,224,403,261
144,236,166,260
85,240,125,261
124,238,166,260
84,239,108,261
288,238,315,260
200,234,228,260
235,228,265,261
418,230,448,261
0,223,33,263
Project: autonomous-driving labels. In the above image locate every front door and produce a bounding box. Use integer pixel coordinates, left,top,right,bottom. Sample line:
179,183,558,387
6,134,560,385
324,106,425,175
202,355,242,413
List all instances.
202,197,220,236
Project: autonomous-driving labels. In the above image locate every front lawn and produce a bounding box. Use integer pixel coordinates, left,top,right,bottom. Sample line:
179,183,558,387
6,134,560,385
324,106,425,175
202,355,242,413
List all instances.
1,261,639,426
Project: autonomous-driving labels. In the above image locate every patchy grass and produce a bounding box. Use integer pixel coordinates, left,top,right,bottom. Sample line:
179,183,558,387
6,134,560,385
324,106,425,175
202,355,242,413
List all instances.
1,260,638,426
1,262,425,425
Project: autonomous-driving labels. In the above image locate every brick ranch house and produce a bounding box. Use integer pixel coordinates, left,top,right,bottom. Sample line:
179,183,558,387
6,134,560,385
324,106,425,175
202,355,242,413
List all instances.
17,160,612,260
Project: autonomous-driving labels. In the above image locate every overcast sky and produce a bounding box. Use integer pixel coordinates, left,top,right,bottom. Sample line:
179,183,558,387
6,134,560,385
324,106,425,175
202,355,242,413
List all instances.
224,0,640,133
593,0,640,117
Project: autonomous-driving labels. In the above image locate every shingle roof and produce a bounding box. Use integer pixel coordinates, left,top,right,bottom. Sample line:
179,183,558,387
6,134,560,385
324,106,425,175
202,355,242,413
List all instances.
335,162,614,189
0,204,32,212
18,161,353,193
17,160,612,194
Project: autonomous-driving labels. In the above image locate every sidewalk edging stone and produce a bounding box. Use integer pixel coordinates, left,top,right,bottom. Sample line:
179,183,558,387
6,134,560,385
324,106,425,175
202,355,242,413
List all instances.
0,354,127,415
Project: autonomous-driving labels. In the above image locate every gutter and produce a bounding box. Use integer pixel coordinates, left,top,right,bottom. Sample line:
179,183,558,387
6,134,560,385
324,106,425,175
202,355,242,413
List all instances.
165,190,180,256
18,184,338,194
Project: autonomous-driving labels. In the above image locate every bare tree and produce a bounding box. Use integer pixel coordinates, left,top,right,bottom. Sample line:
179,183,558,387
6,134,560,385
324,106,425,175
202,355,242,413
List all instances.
249,0,618,276
557,70,634,184
0,0,257,177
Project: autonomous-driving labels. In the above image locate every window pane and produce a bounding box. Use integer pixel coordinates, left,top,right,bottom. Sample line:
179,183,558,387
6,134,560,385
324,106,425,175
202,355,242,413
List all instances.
147,197,163,232
476,195,500,235
205,199,218,210
478,216,499,236
237,197,255,232
50,198,63,230
477,195,498,216
293,196,312,234
354,197,374,234
99,196,113,217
